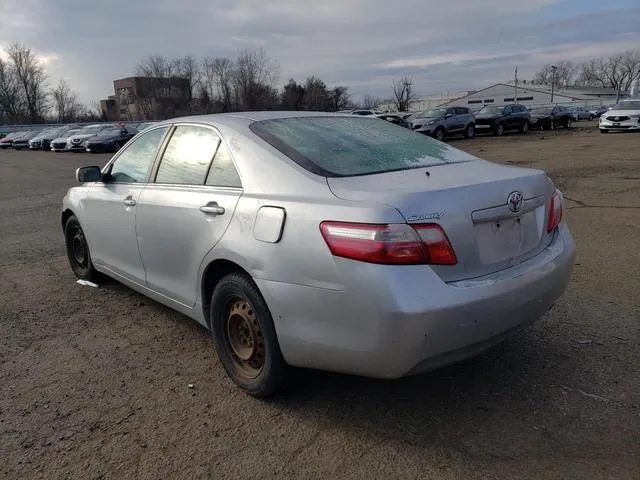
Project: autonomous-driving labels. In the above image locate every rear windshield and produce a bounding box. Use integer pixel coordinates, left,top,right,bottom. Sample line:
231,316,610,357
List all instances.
250,116,467,177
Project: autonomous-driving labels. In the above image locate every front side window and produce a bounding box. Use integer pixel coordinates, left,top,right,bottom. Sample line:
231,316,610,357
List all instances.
155,125,220,185
108,126,168,183
250,116,472,177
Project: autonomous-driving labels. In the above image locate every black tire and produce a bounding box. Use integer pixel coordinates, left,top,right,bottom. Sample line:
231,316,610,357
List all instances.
548,121,555,131
566,118,572,128
600,129,609,134
589,115,594,121
64,215,99,282
520,121,529,134
494,123,505,136
434,127,445,142
210,272,290,397
464,124,475,139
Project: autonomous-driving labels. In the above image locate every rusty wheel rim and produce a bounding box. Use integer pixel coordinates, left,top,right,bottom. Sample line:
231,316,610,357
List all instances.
225,300,265,379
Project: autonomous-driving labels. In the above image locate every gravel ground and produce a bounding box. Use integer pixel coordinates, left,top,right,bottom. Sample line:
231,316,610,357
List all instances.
1,123,638,480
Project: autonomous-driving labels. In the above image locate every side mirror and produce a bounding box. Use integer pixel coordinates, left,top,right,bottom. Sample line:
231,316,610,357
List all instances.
76,166,102,183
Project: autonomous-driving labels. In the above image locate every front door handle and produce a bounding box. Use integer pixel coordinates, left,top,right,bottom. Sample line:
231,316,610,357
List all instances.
199,202,225,215
123,197,136,207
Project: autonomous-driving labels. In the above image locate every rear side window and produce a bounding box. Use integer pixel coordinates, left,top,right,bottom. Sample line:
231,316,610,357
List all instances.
205,142,242,188
250,116,470,177
455,107,469,115
155,125,219,185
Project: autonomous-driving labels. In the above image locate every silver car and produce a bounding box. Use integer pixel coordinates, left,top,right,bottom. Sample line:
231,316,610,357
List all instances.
62,112,575,397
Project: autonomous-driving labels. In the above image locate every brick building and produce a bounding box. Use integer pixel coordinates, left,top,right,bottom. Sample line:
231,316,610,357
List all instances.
100,76,192,121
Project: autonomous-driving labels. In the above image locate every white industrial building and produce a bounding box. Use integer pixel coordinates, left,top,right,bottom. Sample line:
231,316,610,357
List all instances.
438,83,626,111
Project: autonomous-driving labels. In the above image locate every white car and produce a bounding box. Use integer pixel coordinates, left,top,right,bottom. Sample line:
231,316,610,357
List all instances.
50,128,86,152
65,124,114,152
599,100,640,133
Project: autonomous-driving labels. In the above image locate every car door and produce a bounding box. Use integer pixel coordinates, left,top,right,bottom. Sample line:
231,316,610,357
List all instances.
80,125,170,283
135,124,243,307
503,106,515,130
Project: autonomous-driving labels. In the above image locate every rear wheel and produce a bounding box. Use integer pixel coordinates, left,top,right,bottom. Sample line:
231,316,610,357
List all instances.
210,272,290,397
566,118,573,128
64,215,99,282
464,124,475,139
520,121,529,134
548,121,555,131
494,123,505,136
434,127,445,142
589,115,594,121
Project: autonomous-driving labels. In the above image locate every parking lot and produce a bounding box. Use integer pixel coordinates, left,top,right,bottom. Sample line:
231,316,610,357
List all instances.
1,123,638,479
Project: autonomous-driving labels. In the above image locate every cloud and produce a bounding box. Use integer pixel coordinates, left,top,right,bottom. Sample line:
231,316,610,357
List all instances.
0,0,638,103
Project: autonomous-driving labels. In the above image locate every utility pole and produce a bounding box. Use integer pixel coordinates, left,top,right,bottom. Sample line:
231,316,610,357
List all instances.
550,65,558,103
514,66,518,103
404,79,412,112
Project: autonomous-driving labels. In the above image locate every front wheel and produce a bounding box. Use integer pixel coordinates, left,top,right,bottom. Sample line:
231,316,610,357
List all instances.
520,121,529,134
566,118,573,128
589,115,594,121
494,123,505,136
434,127,445,142
210,272,290,397
464,124,475,139
64,215,99,282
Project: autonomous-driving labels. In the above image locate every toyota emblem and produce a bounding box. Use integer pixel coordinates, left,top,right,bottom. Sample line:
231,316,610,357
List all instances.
507,191,524,213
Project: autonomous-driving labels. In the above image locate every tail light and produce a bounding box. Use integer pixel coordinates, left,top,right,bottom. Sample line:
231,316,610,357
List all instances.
547,190,563,233
319,221,457,265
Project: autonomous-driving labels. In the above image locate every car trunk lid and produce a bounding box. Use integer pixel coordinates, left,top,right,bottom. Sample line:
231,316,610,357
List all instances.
327,160,554,282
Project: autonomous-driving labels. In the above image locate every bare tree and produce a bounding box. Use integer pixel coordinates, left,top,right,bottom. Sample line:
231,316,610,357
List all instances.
362,94,381,109
281,78,305,110
234,49,279,110
580,51,640,102
330,86,351,111
135,54,174,77
6,43,49,122
392,75,415,112
172,55,200,98
0,57,22,123
534,61,577,88
51,79,80,122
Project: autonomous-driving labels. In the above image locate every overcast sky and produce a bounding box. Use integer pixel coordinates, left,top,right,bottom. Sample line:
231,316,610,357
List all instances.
1,0,638,104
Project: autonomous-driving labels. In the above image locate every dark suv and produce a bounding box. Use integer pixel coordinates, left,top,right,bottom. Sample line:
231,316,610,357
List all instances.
409,107,476,141
474,104,531,135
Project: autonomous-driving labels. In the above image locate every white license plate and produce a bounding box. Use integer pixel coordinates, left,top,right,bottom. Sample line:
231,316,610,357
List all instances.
474,210,543,265
477,125,491,129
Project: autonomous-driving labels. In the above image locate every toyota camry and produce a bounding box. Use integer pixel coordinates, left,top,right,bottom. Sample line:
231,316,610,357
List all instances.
62,111,575,397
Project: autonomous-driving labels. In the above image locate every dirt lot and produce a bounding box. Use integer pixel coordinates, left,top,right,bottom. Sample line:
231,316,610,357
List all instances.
1,124,638,480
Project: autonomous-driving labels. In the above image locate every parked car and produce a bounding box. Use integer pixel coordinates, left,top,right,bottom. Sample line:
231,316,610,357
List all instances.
571,107,594,121
594,105,613,118
474,104,531,135
11,130,40,150
599,100,640,134
0,131,23,149
51,128,87,152
85,127,138,153
529,106,573,130
66,124,115,152
409,107,476,140
375,113,410,128
62,112,575,397
351,109,384,116
29,126,75,150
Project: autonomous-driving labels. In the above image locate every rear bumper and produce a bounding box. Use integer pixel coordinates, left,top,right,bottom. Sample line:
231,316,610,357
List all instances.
259,223,575,379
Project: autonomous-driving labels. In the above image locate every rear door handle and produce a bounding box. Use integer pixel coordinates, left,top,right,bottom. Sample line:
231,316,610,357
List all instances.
123,197,136,207
199,202,225,215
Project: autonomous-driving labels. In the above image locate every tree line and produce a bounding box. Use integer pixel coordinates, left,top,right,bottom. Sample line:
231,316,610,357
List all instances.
130,49,355,119
532,50,640,102
0,43,99,125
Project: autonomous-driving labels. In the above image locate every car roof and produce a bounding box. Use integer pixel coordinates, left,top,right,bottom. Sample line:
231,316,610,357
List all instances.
154,111,353,129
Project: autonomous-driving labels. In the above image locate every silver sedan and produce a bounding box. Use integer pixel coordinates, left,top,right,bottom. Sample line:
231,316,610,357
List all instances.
62,111,576,397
